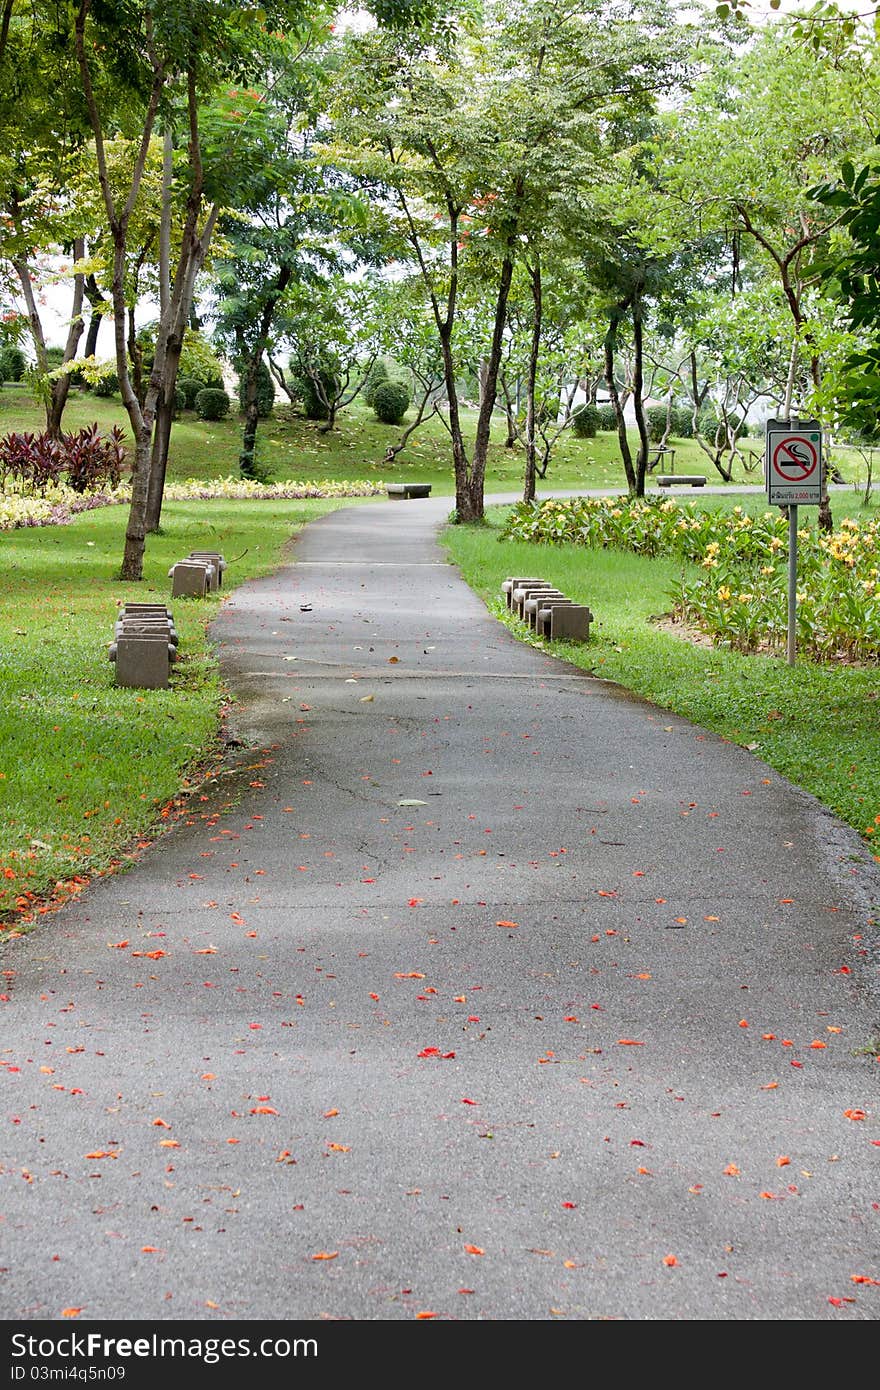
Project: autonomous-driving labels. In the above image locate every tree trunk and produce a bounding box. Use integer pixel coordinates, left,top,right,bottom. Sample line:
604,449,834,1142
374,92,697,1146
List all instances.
631,291,649,497
437,323,471,521
145,385,175,531
522,260,542,505
83,274,108,358
605,307,636,493
239,356,261,477
469,242,517,521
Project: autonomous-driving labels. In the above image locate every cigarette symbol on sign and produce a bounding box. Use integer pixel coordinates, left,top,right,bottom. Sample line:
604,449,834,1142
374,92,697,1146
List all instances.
773,437,818,481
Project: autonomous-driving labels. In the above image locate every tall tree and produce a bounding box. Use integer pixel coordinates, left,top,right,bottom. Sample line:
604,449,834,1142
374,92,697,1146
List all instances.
72,1,327,577
331,0,690,521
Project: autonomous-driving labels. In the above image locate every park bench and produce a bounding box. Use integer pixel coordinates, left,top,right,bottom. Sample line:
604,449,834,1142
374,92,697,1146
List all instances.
657,474,706,488
386,482,432,500
109,604,178,689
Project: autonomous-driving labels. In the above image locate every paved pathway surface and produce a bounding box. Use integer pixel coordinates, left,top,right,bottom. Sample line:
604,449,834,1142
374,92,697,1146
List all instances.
2,496,879,1322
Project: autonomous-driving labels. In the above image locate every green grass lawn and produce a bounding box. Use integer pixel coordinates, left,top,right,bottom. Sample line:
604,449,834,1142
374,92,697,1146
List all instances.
2,380,877,929
442,510,880,845
0,497,347,927
6,381,860,496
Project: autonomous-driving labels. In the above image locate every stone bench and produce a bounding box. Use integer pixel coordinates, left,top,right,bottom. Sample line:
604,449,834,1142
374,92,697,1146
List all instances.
109,604,178,689
512,581,559,620
188,551,226,587
657,475,706,488
502,576,548,610
168,558,218,597
386,483,432,500
536,599,593,641
502,577,592,643
523,589,567,628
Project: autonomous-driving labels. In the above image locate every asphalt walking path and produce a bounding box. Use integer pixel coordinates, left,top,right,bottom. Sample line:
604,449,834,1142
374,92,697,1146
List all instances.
2,495,879,1323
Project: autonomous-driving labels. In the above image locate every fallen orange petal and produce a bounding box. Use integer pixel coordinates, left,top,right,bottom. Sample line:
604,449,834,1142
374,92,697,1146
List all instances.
464,1244,485,1256
312,1251,339,1261
61,1308,83,1319
663,1254,678,1267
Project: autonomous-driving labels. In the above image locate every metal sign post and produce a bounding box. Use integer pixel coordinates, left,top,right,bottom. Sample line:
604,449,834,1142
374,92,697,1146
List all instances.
764,418,822,666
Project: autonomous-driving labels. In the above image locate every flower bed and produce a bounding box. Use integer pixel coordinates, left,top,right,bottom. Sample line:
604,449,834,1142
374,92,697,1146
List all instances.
0,476,385,531
501,497,880,662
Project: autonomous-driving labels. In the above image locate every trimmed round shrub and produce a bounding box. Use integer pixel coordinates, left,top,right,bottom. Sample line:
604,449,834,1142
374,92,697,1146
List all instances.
647,405,670,443
178,377,204,409
92,371,119,397
572,403,601,438
672,406,694,438
363,358,389,407
238,361,275,418
0,345,26,381
195,387,231,421
372,379,410,425
173,386,186,417
598,404,617,432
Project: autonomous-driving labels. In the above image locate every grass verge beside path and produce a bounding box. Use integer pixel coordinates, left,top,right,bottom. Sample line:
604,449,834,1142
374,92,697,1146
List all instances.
0,497,346,928
443,510,880,845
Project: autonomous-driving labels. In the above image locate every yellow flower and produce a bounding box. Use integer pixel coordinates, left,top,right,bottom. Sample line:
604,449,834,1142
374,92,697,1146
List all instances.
717,585,732,602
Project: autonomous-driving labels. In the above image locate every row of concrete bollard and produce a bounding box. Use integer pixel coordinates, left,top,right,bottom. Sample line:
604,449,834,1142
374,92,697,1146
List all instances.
168,551,227,599
109,604,178,689
501,577,593,641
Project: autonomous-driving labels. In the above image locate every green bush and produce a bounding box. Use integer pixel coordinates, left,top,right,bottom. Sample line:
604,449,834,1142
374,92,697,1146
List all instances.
647,405,671,443
45,346,66,370
572,403,601,438
363,358,389,407
195,387,230,421
173,386,186,417
92,371,119,397
672,406,694,438
372,379,410,425
293,362,338,421
138,324,224,390
238,361,275,418
177,377,204,409
0,345,26,382
598,404,618,432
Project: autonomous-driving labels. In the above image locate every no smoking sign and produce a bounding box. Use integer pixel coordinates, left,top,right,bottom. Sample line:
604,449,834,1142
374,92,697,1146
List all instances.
765,419,822,505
